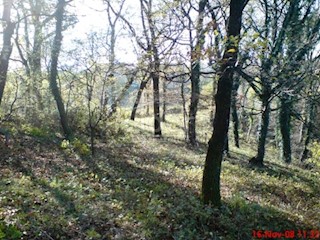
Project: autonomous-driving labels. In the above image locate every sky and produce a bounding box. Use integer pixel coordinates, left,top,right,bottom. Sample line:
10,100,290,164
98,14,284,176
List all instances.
65,0,137,64
68,0,108,39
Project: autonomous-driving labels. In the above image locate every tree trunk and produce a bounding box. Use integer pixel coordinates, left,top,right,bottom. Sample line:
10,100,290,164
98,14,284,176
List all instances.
188,0,207,145
90,125,95,155
202,0,247,206
108,71,136,118
0,0,14,106
146,91,150,116
231,76,240,148
49,0,72,139
279,96,291,163
31,10,44,111
301,100,314,162
131,79,148,120
188,60,200,145
144,0,162,137
152,71,162,136
251,93,271,166
162,80,167,122
181,81,188,140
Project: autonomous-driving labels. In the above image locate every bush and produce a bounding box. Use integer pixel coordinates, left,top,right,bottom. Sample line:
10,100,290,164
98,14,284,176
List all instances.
0,222,22,240
60,138,91,157
307,141,320,168
21,124,50,138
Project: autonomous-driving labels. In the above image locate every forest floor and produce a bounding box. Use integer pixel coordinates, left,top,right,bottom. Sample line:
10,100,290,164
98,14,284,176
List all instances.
0,111,319,239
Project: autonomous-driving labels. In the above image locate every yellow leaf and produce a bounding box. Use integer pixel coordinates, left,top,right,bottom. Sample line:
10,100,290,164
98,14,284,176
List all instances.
227,48,236,53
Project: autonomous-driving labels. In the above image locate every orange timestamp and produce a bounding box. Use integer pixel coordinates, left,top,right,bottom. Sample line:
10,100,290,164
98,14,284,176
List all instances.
252,229,320,239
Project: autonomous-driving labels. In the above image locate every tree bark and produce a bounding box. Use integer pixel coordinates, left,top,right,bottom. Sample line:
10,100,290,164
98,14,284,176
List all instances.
202,0,248,206
0,0,15,106
131,79,148,120
152,70,162,136
231,76,240,148
49,0,72,139
188,59,200,144
301,100,314,162
162,80,167,122
181,81,188,140
250,89,271,166
279,96,292,163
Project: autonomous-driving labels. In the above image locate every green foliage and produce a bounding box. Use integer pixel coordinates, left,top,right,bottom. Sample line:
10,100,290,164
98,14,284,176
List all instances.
0,222,22,240
21,124,51,138
72,138,91,156
307,141,320,168
60,138,90,156
85,228,101,239
60,139,70,149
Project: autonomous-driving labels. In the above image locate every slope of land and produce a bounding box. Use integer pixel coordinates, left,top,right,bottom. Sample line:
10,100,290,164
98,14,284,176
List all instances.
0,112,319,239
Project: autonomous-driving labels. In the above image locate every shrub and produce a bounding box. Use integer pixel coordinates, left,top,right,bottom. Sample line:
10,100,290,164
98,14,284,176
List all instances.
308,141,320,168
60,138,91,157
0,222,22,240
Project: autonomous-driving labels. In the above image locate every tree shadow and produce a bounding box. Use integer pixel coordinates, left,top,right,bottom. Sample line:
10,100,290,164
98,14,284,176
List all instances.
0,132,316,239
87,145,310,239
225,150,320,193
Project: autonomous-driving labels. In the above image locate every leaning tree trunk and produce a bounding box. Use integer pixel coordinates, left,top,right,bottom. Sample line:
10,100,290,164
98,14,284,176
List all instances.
279,96,292,163
108,71,136,118
131,79,148,120
202,0,247,206
49,0,72,139
0,0,15,106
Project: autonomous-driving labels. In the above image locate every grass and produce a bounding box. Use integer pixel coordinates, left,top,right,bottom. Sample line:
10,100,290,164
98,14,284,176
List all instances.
0,109,319,239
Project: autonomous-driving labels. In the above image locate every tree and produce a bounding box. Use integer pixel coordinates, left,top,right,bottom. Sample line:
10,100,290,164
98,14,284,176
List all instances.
300,54,319,162
105,0,126,105
49,0,72,139
15,0,55,113
238,0,320,165
0,0,15,106
187,0,208,145
202,0,248,206
107,0,162,135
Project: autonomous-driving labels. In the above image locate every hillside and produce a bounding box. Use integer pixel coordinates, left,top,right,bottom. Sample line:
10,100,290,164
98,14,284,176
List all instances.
0,112,319,240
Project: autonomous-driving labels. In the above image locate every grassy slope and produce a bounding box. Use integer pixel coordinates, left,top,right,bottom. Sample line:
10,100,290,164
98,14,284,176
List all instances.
0,111,319,240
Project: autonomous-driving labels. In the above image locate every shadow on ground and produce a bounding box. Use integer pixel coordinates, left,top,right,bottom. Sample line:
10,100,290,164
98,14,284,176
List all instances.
0,131,315,240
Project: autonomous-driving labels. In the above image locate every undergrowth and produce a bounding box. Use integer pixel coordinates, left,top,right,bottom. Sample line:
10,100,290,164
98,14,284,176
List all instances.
0,112,319,239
